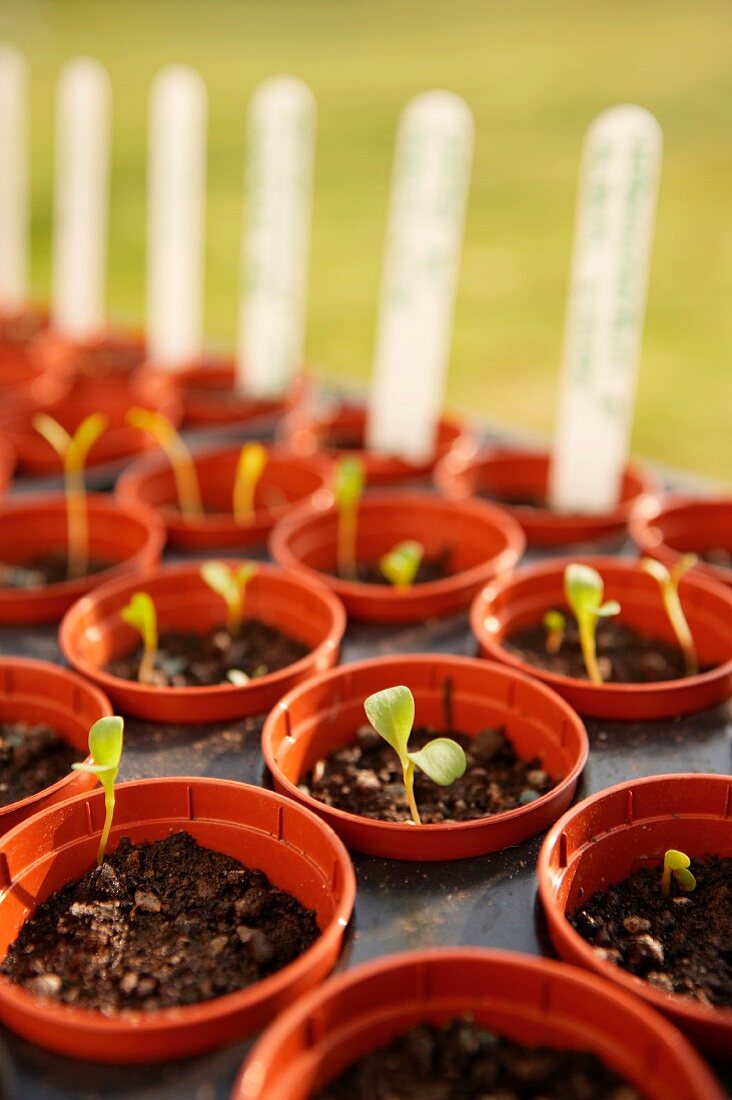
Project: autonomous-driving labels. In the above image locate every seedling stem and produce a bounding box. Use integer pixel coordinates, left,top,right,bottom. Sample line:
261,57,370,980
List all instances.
334,457,364,580
564,563,620,684
72,716,124,864
233,442,267,524
126,407,202,518
120,592,158,683
641,555,698,676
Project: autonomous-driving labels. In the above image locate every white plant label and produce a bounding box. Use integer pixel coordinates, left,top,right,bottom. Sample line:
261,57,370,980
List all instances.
366,91,473,463
52,57,111,339
0,46,28,310
549,105,662,513
147,65,207,367
238,75,316,397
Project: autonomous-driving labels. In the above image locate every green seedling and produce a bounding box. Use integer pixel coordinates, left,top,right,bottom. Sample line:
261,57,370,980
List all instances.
33,413,108,580
542,610,566,655
333,456,364,580
363,685,466,826
126,407,202,519
120,592,158,684
72,716,124,865
661,849,696,898
380,540,424,589
200,560,257,635
564,563,621,685
233,442,267,525
641,555,698,676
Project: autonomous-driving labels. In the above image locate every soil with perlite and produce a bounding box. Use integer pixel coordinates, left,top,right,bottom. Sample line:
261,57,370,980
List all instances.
105,622,308,687
504,617,693,683
316,1017,644,1100
302,723,556,823
0,552,115,589
570,854,732,1008
0,722,83,806
1,831,320,1011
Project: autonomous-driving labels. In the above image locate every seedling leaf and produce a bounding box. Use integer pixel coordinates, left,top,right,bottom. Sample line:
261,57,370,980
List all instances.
661,848,697,897
126,406,202,518
564,563,620,684
665,849,690,871
200,559,256,634
33,414,72,457
407,737,467,786
120,592,158,683
364,685,414,760
72,716,124,865
542,609,566,655
380,540,424,588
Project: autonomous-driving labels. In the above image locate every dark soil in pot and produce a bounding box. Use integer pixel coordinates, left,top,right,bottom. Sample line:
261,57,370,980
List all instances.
0,553,116,589
478,487,547,510
0,722,83,806
504,618,693,683
569,855,732,1008
1,830,319,1011
105,624,309,687
316,1017,643,1100
334,550,452,586
699,548,732,568
301,725,556,824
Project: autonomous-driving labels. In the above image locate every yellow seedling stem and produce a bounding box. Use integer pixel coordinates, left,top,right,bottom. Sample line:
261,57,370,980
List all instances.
337,506,357,580
578,618,603,685
402,759,421,826
33,413,108,580
233,443,267,525
642,556,698,676
127,408,203,519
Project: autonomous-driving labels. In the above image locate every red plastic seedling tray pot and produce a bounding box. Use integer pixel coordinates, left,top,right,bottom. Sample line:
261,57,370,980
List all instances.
630,494,732,589
115,443,330,551
28,326,146,383
0,304,49,386
137,357,307,429
233,947,723,1100
279,402,468,488
269,491,525,624
434,445,655,548
0,436,15,499
0,657,112,835
470,554,732,720
59,559,347,723
0,494,165,625
0,777,355,1062
262,653,588,860
537,772,732,1057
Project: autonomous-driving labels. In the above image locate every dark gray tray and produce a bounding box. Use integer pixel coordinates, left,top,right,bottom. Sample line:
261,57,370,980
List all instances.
0,429,729,1099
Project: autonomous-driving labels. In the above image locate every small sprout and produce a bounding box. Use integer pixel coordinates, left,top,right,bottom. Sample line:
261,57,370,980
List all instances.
380,540,424,589
33,413,108,580
542,609,566,655
72,716,124,865
333,456,364,580
641,556,698,676
200,560,256,635
564,563,621,684
120,592,158,684
661,849,697,898
126,407,202,519
233,442,267,525
363,685,466,826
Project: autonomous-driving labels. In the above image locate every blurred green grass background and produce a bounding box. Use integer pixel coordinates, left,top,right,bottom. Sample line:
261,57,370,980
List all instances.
4,0,731,478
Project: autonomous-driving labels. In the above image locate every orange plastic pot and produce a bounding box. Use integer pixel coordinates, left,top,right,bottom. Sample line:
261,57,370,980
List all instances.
0,304,48,388
28,326,146,384
0,494,165,624
0,657,112,835
60,560,347,723
263,654,588,859
0,777,355,1062
470,555,732,719
630,494,732,588
234,948,722,1100
0,369,181,478
0,435,15,498
139,357,307,429
116,443,330,551
270,491,525,623
279,400,468,487
538,773,732,1056
435,445,655,547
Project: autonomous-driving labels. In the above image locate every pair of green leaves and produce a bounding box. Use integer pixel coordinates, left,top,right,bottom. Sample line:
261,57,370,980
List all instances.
363,685,466,825
201,560,257,635
72,716,124,865
662,849,696,897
